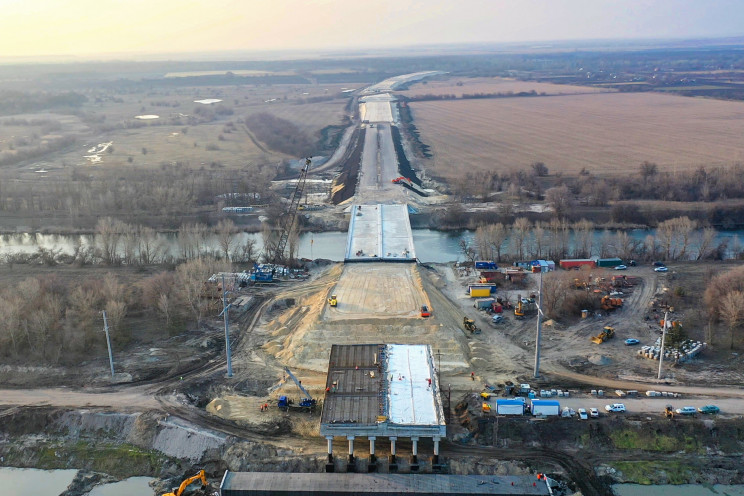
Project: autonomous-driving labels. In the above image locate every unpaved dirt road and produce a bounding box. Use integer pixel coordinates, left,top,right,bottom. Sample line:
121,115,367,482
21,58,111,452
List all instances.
0,387,159,410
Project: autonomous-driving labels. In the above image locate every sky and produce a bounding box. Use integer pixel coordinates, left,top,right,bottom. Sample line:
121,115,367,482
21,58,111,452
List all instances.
1,0,743,59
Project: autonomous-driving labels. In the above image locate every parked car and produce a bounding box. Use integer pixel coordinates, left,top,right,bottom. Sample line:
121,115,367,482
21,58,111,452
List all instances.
491,314,504,324
628,260,637,266
675,406,697,415
578,408,589,420
614,265,627,270
698,405,720,414
605,403,626,413
625,338,640,346
654,266,669,272
653,261,666,267
589,408,599,418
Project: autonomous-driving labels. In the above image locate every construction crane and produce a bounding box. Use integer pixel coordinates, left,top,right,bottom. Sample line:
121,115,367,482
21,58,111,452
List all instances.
278,366,317,411
269,158,312,264
162,470,207,496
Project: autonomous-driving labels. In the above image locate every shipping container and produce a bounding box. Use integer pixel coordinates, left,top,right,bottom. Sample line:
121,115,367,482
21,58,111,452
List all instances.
475,261,498,270
559,259,597,270
496,399,525,415
513,260,533,269
469,288,491,298
597,257,623,268
479,271,502,282
474,297,496,309
530,399,561,416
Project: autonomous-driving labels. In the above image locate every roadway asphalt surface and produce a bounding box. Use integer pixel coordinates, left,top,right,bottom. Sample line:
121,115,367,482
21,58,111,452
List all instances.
356,123,407,204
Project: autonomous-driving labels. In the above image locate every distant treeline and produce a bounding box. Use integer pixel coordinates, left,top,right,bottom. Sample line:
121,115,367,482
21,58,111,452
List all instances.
402,90,543,102
0,91,86,115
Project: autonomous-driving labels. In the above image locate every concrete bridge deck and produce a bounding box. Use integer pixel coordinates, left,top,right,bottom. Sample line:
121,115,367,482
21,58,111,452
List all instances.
345,204,415,262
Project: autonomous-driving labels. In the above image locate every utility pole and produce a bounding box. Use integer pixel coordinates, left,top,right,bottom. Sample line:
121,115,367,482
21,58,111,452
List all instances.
221,274,233,378
102,310,115,379
534,270,544,378
658,311,668,380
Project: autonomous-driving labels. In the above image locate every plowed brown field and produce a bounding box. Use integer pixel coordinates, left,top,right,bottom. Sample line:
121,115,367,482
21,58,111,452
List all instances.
410,92,744,178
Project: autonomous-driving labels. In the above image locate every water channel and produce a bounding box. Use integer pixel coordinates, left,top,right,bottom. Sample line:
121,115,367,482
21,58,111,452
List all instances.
0,467,155,496
0,228,742,263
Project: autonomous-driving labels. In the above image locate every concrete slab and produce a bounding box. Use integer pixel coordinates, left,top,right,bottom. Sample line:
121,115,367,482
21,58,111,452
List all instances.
346,204,415,262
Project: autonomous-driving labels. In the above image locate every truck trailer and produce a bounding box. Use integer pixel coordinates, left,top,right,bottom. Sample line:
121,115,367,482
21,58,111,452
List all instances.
559,259,596,270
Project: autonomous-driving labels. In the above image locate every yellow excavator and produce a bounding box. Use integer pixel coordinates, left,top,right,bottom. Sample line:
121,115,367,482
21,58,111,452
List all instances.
328,294,337,307
590,326,615,344
162,470,208,496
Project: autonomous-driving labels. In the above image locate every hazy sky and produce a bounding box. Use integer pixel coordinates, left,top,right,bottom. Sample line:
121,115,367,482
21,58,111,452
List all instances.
2,0,743,58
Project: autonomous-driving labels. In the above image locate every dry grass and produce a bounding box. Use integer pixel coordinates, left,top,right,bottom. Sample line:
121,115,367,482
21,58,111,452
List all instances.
11,84,351,173
410,92,744,178
398,77,608,98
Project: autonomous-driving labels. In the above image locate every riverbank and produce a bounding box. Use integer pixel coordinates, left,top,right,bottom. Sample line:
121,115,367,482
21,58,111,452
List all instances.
2,404,743,495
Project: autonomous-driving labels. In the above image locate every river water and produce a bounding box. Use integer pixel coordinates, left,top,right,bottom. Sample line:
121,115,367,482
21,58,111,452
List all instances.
1,228,742,263
0,468,155,496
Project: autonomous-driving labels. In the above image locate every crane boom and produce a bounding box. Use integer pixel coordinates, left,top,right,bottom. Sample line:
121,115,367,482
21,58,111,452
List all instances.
284,366,312,400
271,158,311,264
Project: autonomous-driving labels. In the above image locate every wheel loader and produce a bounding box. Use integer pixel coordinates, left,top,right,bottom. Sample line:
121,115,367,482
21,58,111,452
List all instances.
590,326,615,344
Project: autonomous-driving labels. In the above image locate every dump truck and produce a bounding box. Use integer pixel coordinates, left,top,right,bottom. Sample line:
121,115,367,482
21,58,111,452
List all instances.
600,295,623,310
463,317,481,334
591,326,615,344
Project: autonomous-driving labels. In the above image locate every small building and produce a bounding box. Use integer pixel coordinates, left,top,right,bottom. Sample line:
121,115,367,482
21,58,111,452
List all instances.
530,260,555,273
530,399,560,416
496,399,525,415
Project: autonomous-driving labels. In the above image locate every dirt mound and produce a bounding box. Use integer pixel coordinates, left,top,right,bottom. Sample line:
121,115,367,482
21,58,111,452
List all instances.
588,354,612,366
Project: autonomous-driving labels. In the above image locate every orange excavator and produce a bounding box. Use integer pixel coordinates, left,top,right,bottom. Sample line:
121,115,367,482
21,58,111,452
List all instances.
162,470,208,496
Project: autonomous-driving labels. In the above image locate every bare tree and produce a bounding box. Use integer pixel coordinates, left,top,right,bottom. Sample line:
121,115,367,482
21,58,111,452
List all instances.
216,219,237,261
545,185,571,218
233,238,257,263
573,220,594,258
720,290,744,349
512,218,531,260
695,227,718,261
96,217,124,265
139,226,164,264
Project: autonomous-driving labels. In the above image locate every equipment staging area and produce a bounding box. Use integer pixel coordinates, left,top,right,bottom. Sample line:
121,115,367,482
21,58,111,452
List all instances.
320,344,446,471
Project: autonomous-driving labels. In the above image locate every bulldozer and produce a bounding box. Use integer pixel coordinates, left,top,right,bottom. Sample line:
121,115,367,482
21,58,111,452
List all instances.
463,317,481,335
664,405,675,419
162,470,208,496
590,326,615,344
328,294,337,307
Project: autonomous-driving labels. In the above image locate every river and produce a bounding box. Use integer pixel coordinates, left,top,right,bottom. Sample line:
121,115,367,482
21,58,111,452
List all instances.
0,467,154,496
0,228,742,263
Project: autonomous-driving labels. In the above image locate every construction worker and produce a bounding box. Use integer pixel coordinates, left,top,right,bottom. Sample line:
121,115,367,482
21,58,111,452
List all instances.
471,372,475,381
